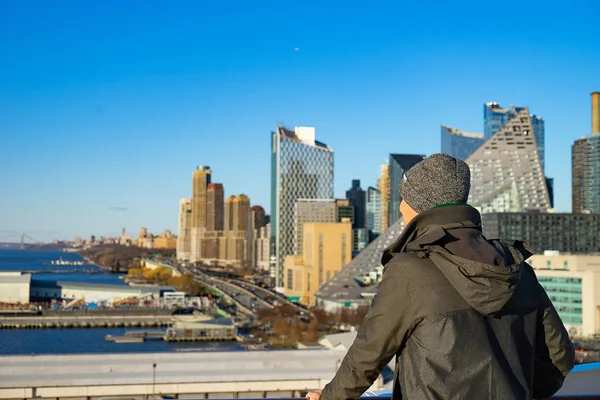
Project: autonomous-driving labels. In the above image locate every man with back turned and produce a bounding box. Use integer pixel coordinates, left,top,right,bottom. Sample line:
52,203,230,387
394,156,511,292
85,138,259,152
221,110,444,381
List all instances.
307,153,574,400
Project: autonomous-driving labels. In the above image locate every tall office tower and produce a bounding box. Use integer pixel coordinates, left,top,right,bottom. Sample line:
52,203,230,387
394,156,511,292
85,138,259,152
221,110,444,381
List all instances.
234,195,250,232
190,166,211,262
573,138,589,213
256,223,271,271
206,183,224,232
176,198,192,261
225,196,235,231
244,205,267,269
250,205,266,229
378,163,390,232
545,177,555,208
572,92,600,213
484,102,546,170
224,195,251,265
467,107,551,213
335,198,354,223
191,166,211,228
388,154,426,226
225,195,250,232
440,125,485,161
346,179,366,229
271,125,334,287
366,187,381,237
352,228,370,253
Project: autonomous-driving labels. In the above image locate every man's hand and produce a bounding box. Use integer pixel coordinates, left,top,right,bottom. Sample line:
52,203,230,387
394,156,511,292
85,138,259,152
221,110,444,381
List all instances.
305,390,322,400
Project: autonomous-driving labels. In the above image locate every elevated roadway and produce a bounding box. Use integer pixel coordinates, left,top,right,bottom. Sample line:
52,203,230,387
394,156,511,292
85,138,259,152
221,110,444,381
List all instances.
176,265,272,316
229,279,308,313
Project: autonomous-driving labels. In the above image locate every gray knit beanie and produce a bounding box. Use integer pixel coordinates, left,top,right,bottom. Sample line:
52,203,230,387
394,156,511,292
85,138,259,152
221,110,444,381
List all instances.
399,153,471,213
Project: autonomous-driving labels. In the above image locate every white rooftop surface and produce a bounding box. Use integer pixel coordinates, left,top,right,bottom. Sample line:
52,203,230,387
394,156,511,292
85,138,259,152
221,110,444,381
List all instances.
442,125,484,139
0,272,31,284
0,350,347,388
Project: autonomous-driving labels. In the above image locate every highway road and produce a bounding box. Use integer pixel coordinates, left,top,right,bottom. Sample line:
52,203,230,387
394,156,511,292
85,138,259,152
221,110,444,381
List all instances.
176,264,266,317
228,279,308,313
167,261,307,317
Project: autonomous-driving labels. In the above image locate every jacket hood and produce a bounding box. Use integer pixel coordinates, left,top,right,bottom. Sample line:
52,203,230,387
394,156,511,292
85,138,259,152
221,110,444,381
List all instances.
382,205,532,316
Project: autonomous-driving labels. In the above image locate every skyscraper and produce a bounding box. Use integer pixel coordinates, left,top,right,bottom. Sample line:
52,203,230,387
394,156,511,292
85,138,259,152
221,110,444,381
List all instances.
388,154,426,226
176,198,192,261
335,198,354,224
572,92,600,214
484,102,546,170
440,125,485,161
572,137,588,213
206,183,224,232
271,126,334,287
378,163,390,233
244,205,267,269
345,179,366,229
467,107,551,213
191,166,211,229
366,187,381,237
352,228,369,253
225,195,251,265
545,177,555,208
190,166,211,262
225,195,250,232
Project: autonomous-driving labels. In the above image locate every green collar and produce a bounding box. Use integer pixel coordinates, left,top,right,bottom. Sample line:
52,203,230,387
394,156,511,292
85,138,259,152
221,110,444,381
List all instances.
432,202,467,209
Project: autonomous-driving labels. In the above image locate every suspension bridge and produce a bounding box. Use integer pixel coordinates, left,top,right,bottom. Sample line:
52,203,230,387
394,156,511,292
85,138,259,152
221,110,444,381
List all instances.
0,232,45,249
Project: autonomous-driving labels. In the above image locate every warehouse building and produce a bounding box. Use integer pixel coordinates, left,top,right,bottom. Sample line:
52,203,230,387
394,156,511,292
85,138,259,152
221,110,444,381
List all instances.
0,272,172,304
0,272,31,304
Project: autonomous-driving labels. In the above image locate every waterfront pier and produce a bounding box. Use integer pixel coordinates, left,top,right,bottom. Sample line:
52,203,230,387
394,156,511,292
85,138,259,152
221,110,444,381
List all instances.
0,315,174,329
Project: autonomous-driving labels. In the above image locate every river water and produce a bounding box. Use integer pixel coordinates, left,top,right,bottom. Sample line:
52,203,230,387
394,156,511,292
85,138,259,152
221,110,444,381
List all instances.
0,249,241,355
0,248,124,284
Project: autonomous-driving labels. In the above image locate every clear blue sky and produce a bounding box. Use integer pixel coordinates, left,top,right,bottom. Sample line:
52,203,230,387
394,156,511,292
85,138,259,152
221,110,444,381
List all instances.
1,0,598,242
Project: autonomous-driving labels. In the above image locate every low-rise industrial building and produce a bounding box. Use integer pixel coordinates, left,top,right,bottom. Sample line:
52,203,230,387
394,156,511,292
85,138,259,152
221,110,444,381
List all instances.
31,280,172,303
0,272,31,304
0,272,173,304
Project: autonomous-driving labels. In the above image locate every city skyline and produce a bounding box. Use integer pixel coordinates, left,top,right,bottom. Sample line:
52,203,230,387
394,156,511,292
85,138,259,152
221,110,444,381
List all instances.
1,1,599,242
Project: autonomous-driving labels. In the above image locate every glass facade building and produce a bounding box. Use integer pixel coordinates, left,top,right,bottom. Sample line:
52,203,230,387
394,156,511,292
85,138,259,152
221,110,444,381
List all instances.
366,186,381,237
346,180,366,229
484,102,545,171
482,212,600,254
529,253,600,336
352,228,370,254
537,276,583,326
271,126,334,287
440,125,485,161
572,135,600,213
545,176,555,208
388,154,426,226
467,107,551,213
